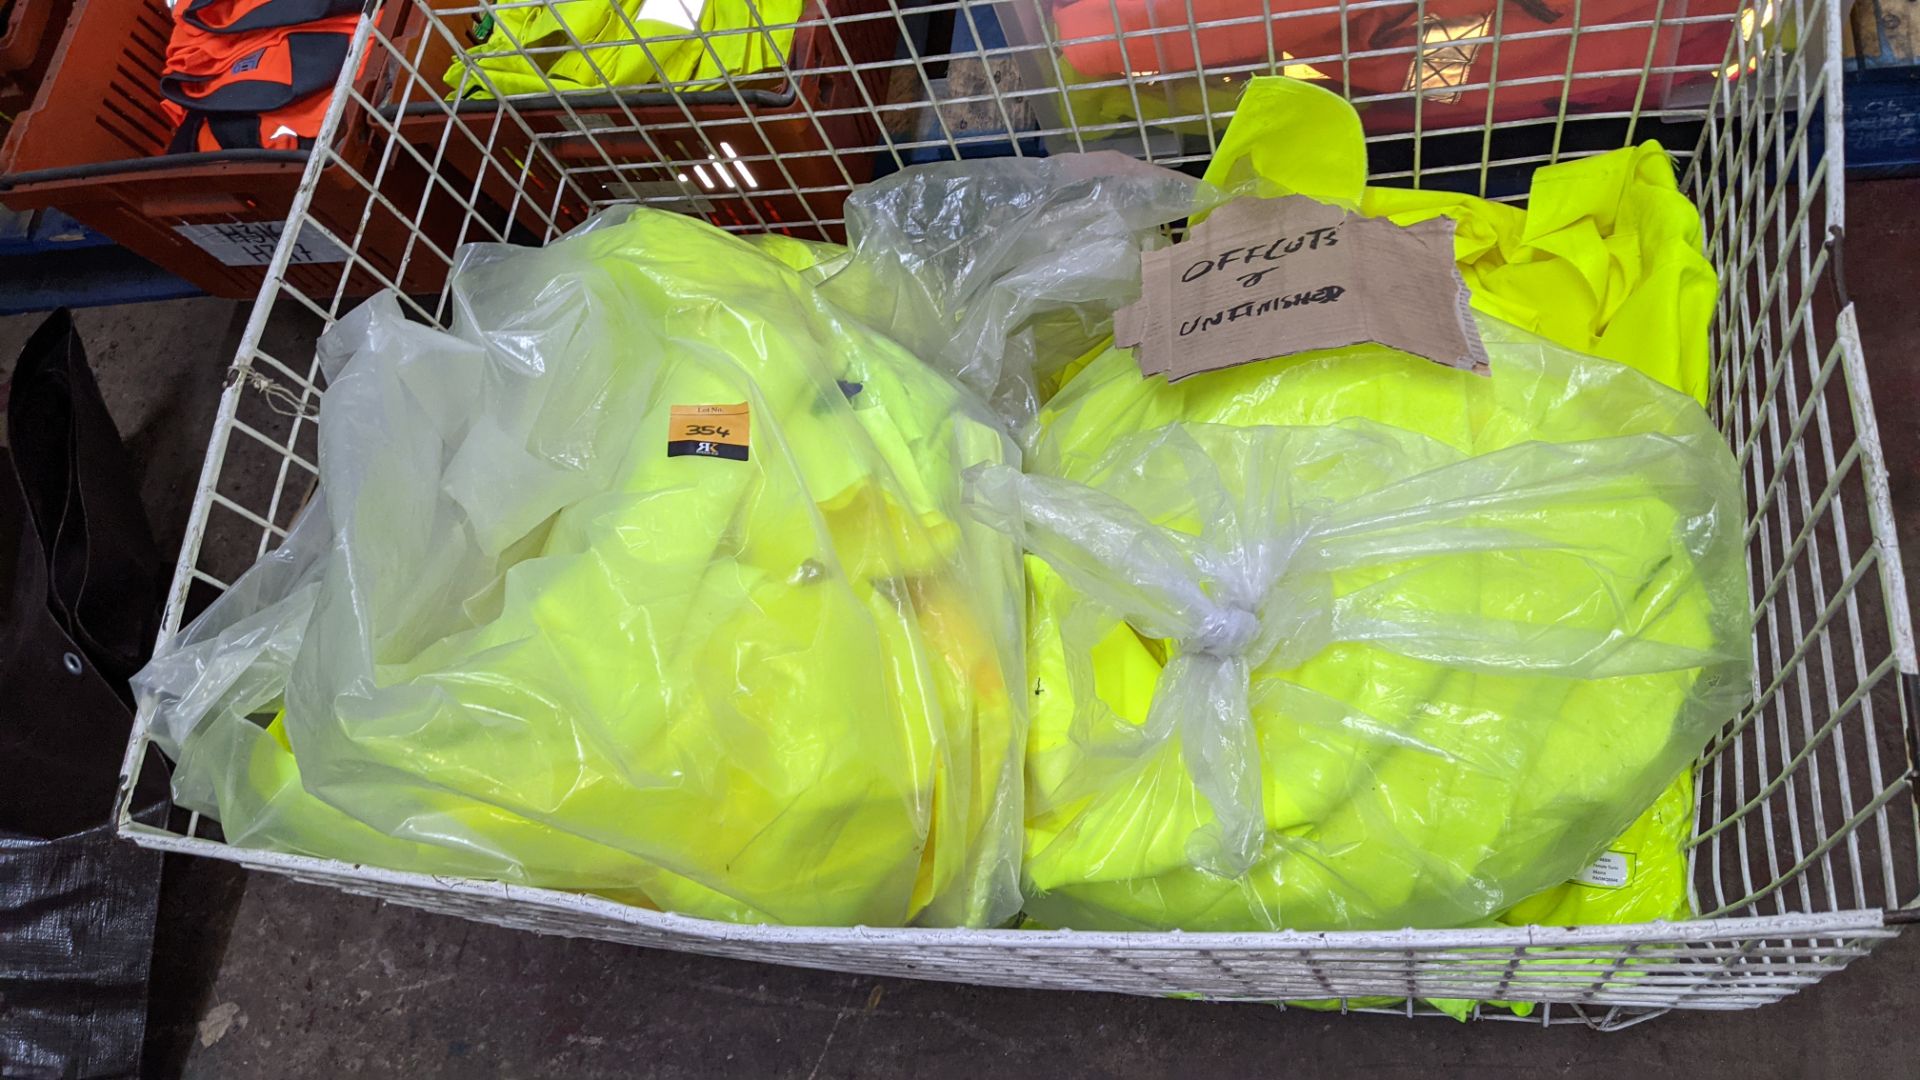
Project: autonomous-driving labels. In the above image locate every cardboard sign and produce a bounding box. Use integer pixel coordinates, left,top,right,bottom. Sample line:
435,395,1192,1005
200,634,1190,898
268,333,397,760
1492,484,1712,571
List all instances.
1115,196,1489,382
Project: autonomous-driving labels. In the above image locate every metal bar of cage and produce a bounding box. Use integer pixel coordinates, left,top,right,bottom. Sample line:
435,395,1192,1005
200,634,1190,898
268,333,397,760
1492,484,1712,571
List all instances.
111,0,1920,1019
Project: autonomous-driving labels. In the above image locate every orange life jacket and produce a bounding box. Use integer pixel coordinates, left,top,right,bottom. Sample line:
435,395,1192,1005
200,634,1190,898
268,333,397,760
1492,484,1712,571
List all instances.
159,3,362,152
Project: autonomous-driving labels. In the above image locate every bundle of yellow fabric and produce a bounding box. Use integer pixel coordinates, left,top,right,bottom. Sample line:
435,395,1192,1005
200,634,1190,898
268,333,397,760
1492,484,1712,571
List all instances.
1007,78,1743,933
1201,77,1718,405
444,0,804,98
1013,323,1746,932
138,209,1026,928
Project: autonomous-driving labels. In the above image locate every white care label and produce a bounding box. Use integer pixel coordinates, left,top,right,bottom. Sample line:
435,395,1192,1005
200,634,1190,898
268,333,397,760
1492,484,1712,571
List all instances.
174,220,348,267
1573,850,1633,889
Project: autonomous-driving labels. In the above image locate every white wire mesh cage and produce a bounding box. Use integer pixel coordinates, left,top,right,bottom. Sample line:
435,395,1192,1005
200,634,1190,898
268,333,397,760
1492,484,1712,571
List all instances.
113,0,1920,1026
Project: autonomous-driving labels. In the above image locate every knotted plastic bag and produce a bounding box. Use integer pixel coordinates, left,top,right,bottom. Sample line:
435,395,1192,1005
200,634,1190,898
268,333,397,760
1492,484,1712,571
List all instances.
815,78,1733,933
991,315,1749,932
135,207,1027,928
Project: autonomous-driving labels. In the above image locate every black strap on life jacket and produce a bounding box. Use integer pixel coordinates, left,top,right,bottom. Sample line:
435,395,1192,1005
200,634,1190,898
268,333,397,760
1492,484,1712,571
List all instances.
165,109,319,152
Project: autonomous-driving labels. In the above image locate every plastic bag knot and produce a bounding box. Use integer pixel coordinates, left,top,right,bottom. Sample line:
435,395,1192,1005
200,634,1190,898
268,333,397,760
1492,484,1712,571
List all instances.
1187,604,1260,658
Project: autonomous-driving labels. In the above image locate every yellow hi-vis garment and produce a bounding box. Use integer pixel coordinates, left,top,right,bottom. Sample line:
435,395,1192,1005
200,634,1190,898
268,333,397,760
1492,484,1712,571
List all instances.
444,0,804,99
1015,322,1747,934
1010,78,1746,933
1210,76,1715,934
1198,76,1719,405
138,207,1026,928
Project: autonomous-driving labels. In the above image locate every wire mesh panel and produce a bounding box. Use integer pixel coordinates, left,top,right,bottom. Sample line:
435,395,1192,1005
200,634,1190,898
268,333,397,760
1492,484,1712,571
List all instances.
1687,0,1920,925
113,0,1920,1018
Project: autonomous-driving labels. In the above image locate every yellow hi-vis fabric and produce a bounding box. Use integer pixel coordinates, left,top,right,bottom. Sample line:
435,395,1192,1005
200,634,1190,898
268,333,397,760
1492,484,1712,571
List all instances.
1500,768,1695,926
1201,77,1718,406
1208,76,1712,932
444,0,803,99
1015,331,1747,932
1012,77,1745,933
137,207,1026,929
1280,761,1688,1019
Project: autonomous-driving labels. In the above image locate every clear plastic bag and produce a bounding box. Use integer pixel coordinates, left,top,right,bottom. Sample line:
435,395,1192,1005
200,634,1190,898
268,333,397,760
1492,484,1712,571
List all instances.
135,207,1027,928
824,75,1719,424
822,153,1200,430
986,315,1749,932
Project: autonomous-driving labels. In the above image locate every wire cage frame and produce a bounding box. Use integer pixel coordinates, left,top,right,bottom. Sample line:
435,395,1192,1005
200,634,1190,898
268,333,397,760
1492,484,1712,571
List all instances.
112,0,1920,1028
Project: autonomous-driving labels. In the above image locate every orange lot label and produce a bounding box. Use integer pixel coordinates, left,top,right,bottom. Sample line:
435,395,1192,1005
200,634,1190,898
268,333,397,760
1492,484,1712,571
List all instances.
667,403,750,461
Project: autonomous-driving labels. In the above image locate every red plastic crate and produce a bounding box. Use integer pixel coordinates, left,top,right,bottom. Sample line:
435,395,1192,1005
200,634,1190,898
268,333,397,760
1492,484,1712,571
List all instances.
0,0,473,299
0,0,71,121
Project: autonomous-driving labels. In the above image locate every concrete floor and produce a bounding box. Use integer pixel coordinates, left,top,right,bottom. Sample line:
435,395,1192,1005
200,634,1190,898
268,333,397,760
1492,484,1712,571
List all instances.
8,177,1920,1079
